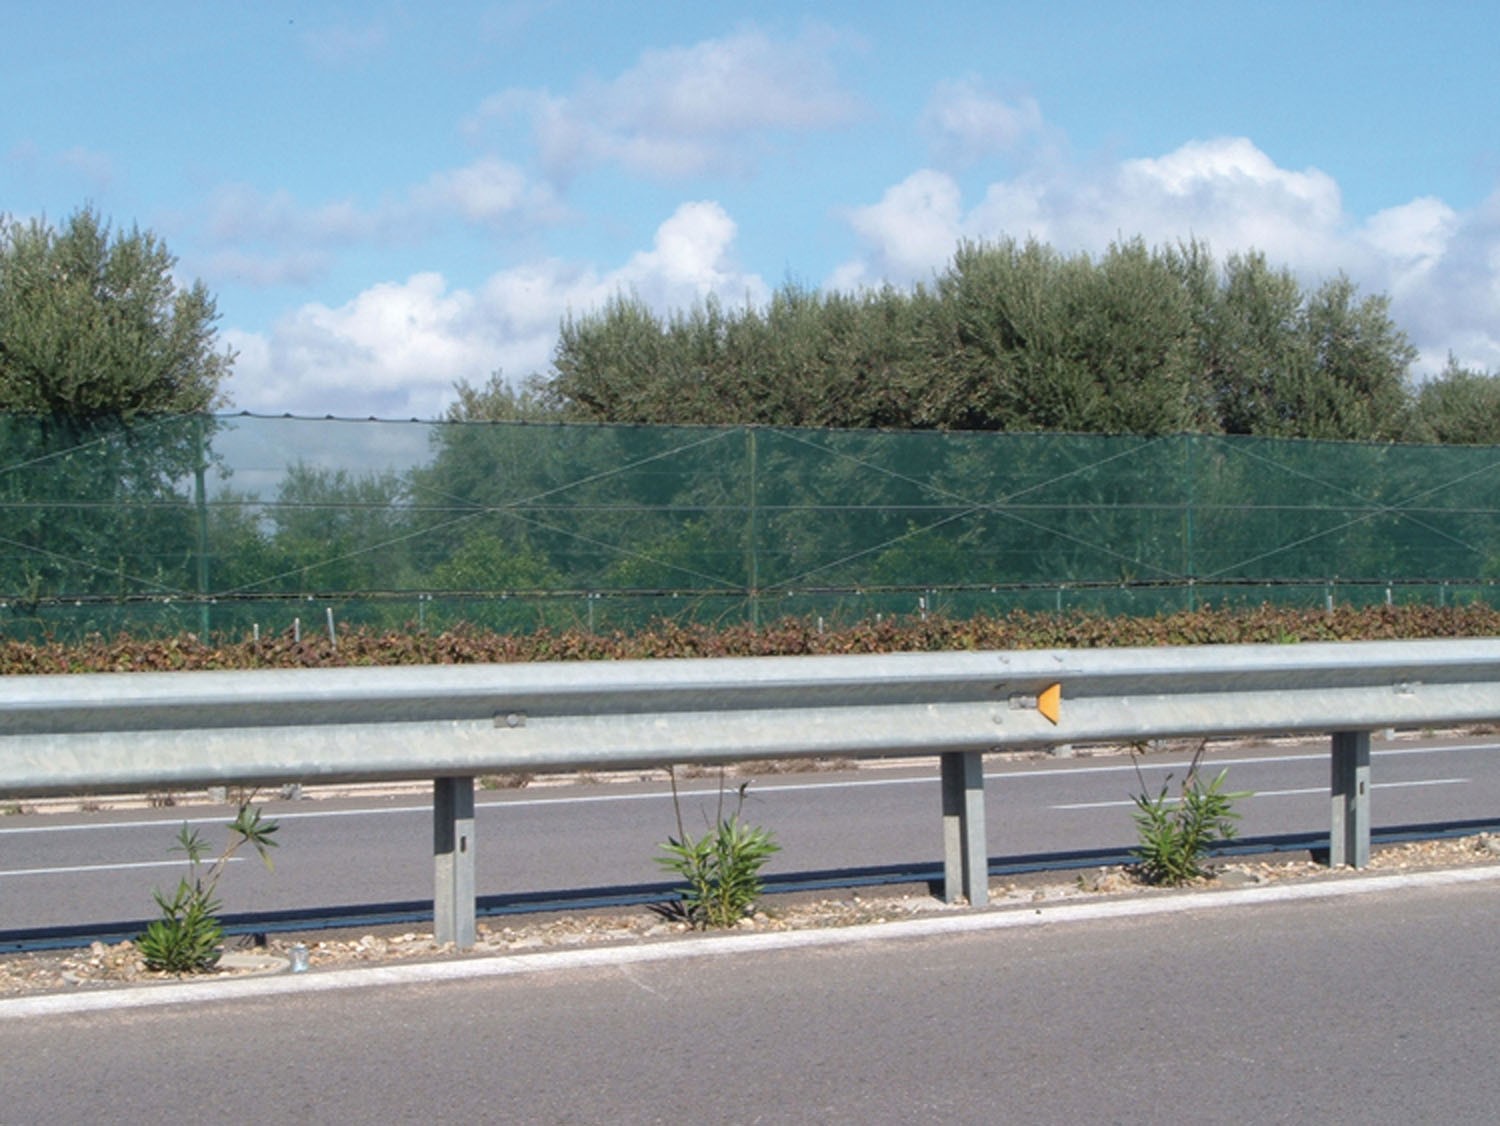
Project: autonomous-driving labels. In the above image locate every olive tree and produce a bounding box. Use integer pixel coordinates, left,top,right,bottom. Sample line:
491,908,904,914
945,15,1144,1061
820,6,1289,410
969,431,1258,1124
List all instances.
0,207,233,614
1406,357,1500,445
0,206,232,417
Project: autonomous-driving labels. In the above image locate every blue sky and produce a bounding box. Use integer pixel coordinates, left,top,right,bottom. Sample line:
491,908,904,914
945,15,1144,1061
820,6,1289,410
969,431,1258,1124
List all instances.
4,1,1498,419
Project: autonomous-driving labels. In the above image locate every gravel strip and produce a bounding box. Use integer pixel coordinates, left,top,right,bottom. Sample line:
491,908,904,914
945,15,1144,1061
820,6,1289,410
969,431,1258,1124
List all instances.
6,833,1499,999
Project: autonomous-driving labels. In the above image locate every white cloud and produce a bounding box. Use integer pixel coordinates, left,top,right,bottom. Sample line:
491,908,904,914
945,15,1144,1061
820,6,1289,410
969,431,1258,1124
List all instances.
1361,197,1457,268
611,28,857,134
204,248,332,288
215,72,1500,422
922,78,1044,165
1372,189,1500,375
411,157,567,227
477,2,552,45
224,273,495,420
223,201,769,419
834,136,1360,286
204,184,381,247
469,27,861,182
1112,138,1347,266
614,200,768,304
195,158,564,290
57,145,117,192
4,141,116,196
299,17,389,66
831,130,1500,381
829,170,964,287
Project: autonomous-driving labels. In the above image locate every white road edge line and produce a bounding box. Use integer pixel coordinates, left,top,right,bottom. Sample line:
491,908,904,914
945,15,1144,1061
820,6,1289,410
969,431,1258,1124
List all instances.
6,863,1499,1022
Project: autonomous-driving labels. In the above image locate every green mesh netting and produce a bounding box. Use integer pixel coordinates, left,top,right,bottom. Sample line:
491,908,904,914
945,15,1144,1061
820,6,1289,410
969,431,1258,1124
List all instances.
2,414,1497,638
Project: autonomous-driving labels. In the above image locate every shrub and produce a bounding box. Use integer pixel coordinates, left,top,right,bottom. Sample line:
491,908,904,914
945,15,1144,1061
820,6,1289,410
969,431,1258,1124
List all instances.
137,801,278,972
8,605,1500,674
658,768,779,929
1130,745,1246,886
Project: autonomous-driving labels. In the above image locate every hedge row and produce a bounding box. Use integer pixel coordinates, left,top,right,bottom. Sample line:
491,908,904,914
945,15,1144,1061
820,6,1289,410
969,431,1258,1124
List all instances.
3,604,1498,675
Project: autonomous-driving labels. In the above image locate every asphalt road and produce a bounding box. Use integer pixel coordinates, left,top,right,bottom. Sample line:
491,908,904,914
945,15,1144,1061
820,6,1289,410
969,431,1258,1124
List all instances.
3,736,1499,932
4,869,1500,1123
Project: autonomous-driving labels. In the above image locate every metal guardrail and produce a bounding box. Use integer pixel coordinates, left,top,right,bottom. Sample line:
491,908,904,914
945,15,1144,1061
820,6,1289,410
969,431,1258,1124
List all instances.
5,638,1500,946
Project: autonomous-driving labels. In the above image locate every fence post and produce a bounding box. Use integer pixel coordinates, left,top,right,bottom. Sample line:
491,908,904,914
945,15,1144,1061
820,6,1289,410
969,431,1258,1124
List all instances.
1330,731,1371,868
941,751,988,906
434,776,476,947
745,426,760,628
193,415,211,639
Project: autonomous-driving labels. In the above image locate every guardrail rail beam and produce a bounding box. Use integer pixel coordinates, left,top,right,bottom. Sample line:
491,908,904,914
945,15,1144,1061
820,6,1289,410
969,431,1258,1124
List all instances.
6,639,1500,948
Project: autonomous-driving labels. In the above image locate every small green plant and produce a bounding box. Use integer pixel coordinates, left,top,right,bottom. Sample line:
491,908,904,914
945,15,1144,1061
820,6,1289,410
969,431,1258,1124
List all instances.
657,767,780,929
1131,744,1247,887
137,801,278,972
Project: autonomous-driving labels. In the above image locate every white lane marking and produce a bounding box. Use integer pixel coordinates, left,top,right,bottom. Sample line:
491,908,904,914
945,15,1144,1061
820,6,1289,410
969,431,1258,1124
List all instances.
1372,742,1500,758
1,741,1493,836
0,777,934,835
1052,776,1470,810
991,742,1499,781
5,863,1500,1022
0,858,243,880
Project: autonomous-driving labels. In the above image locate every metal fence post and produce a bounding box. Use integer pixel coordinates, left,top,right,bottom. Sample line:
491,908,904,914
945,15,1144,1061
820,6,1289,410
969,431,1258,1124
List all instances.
941,751,988,906
1330,731,1371,868
434,776,476,947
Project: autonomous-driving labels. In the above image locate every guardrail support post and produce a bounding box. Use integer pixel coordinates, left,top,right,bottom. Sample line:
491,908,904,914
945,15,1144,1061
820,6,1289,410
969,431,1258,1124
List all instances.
434,776,476,948
941,751,988,906
1330,731,1371,868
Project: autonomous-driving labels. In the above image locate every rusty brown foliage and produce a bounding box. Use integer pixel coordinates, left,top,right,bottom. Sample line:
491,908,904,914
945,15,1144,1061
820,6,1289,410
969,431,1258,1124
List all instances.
2,604,1499,674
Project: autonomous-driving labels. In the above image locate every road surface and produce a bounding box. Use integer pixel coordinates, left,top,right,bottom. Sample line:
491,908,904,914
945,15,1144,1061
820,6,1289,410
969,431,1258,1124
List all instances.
4,865,1498,1123
3,736,1497,932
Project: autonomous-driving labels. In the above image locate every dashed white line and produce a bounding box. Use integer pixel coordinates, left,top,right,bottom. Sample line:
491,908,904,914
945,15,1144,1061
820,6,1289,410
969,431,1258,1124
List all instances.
0,858,243,880
1052,776,1471,810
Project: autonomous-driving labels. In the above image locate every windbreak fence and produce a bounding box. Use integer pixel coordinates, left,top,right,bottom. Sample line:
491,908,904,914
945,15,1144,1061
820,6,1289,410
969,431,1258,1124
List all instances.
2,413,1498,640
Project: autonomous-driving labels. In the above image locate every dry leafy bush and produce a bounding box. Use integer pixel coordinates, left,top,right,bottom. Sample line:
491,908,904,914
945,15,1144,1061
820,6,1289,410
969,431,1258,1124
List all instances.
3,604,1499,674
478,772,534,790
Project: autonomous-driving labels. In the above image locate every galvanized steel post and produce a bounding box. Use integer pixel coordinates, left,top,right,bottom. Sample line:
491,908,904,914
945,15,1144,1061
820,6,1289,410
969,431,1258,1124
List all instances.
434,777,476,947
941,751,988,906
1330,731,1371,868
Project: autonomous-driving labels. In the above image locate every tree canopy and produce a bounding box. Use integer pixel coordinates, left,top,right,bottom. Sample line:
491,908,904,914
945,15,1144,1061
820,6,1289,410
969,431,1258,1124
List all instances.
542,237,1426,441
0,207,233,418
0,208,234,615
1406,357,1500,445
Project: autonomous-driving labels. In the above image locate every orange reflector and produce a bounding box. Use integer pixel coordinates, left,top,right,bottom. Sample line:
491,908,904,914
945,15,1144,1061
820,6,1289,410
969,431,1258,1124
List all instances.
1038,683,1061,725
